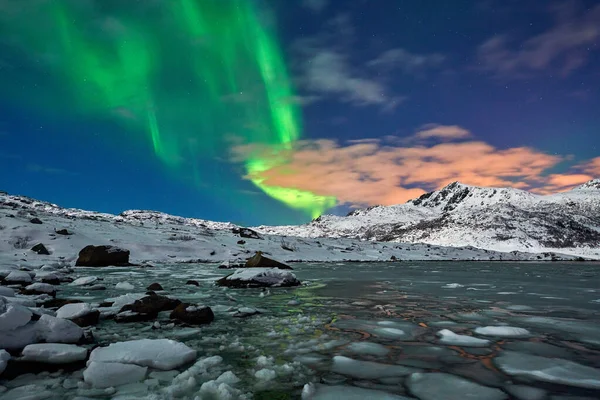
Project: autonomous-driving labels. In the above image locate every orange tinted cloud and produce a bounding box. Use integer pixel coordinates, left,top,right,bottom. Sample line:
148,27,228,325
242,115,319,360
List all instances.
232,127,598,207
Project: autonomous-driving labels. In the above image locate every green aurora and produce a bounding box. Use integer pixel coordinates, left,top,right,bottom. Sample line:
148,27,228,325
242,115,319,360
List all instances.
2,0,336,218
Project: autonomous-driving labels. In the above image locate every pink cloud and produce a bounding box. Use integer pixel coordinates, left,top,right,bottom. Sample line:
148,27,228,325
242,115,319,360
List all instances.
413,125,471,140
232,127,598,207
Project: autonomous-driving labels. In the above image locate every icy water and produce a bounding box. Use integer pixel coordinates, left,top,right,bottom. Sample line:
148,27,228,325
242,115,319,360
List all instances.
3,261,600,399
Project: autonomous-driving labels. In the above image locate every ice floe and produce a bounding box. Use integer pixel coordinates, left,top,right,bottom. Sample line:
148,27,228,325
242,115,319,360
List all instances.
436,329,490,347
20,343,88,364
84,361,148,388
406,372,508,400
474,326,530,337
56,303,94,320
331,356,419,379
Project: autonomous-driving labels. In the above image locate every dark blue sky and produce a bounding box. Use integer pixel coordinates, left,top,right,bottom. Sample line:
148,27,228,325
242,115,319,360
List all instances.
1,0,598,225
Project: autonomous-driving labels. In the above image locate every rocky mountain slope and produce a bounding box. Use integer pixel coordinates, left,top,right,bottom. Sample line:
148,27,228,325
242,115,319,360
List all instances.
257,180,600,259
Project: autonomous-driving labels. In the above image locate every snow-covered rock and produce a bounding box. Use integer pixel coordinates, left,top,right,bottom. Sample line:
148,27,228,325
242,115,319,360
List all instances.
84,361,148,388
0,297,32,331
20,343,88,364
36,314,83,343
89,339,196,370
436,329,490,347
69,276,98,286
115,281,134,290
4,271,32,284
474,326,530,337
406,372,508,400
494,351,600,389
24,283,56,295
0,349,10,375
217,268,300,288
0,287,15,297
56,303,93,320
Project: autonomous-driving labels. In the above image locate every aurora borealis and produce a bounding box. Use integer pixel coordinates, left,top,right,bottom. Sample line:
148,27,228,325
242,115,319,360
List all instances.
1,1,599,224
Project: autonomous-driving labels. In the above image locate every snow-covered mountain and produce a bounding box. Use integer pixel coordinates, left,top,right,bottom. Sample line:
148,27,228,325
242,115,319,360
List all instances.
257,180,600,259
1,189,592,266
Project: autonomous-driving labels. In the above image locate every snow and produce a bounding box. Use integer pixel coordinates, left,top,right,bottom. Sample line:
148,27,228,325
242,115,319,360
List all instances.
0,287,15,297
436,329,490,347
406,372,508,400
0,349,10,375
89,339,197,370
36,314,83,343
4,271,32,284
104,293,146,309
302,383,413,400
115,281,134,290
225,268,299,286
494,351,600,389
69,276,97,286
474,326,530,337
331,356,418,379
24,283,55,294
0,298,32,331
56,303,93,320
20,343,87,364
83,361,148,388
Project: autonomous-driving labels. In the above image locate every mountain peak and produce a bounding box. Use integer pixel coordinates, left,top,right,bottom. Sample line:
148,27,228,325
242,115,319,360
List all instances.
573,179,600,191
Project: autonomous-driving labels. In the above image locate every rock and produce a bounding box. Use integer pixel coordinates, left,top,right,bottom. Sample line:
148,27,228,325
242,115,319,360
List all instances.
41,298,82,309
233,227,262,239
4,271,32,284
115,311,153,323
186,280,200,286
29,218,43,224
406,372,508,400
20,343,88,364
245,251,292,270
22,283,56,297
75,245,131,267
216,268,301,288
146,282,163,291
237,240,246,245
55,229,72,235
170,303,214,325
31,243,50,255
84,361,148,388
121,293,181,316
34,271,62,285
89,338,197,370
56,303,99,327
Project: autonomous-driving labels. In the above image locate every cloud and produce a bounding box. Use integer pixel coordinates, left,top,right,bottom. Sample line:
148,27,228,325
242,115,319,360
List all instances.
477,4,600,77
581,157,600,175
413,125,471,141
368,48,445,74
231,125,598,208
302,0,328,13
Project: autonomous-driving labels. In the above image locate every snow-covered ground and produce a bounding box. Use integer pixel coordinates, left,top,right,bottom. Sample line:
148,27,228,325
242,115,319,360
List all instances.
0,190,592,267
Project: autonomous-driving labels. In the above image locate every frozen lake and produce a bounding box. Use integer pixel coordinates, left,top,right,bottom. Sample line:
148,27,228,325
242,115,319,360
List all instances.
2,261,600,399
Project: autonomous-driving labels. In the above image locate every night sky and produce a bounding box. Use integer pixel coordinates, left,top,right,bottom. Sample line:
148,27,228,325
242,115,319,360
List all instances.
1,0,599,225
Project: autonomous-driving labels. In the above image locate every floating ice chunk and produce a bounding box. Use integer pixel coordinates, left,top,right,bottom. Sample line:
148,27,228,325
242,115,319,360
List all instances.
256,355,273,368
407,372,507,400
4,271,32,284
0,350,10,375
89,339,196,370
222,268,300,287
437,329,490,347
215,371,241,385
474,326,530,337
494,351,600,389
0,321,37,350
198,380,240,399
56,303,93,320
69,276,98,286
0,287,15,297
346,342,390,356
0,297,32,331
332,356,418,379
301,383,412,399
255,368,276,381
103,293,146,309
115,282,134,290
20,343,87,364
149,370,179,382
0,384,54,400
504,384,547,400
442,283,464,288
84,361,147,388
36,314,83,343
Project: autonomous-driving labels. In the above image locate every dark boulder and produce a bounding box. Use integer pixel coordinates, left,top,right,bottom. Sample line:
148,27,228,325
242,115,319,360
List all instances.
237,240,246,245
245,251,292,270
232,227,262,239
147,282,164,291
31,243,50,255
55,229,73,235
120,293,181,316
170,303,214,325
115,311,155,323
186,280,200,287
71,310,100,327
75,245,131,267
29,218,43,224
43,298,83,308
216,268,301,289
